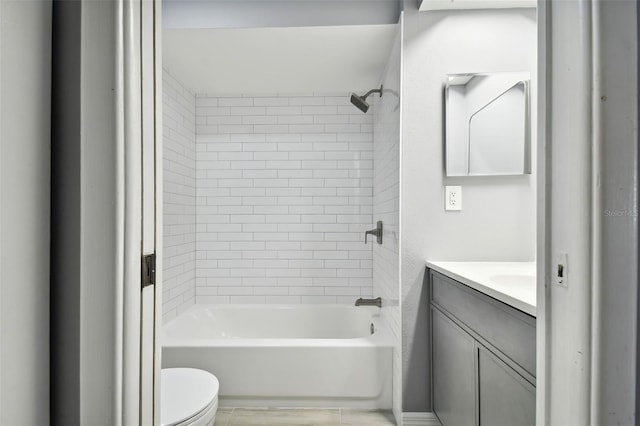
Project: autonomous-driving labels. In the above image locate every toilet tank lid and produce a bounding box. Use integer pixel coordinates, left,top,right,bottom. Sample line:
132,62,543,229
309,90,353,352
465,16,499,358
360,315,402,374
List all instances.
161,368,219,426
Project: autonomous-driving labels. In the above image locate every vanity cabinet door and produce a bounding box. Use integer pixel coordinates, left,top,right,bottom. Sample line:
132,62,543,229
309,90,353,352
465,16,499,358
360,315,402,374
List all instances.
432,307,476,426
478,345,535,426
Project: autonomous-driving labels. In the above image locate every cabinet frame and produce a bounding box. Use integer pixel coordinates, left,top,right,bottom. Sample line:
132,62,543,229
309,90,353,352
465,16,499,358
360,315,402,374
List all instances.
428,268,536,426
430,270,536,382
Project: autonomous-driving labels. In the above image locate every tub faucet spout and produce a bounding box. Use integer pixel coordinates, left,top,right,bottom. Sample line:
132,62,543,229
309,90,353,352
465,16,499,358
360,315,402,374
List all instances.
355,297,382,308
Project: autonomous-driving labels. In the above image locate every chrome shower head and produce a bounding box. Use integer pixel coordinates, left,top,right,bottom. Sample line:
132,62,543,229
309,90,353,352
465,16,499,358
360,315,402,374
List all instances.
349,85,383,113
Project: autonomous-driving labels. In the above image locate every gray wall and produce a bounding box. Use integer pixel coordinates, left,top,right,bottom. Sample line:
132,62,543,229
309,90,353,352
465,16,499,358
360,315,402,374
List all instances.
399,3,537,411
51,0,81,423
595,2,638,422
51,1,121,424
0,1,51,425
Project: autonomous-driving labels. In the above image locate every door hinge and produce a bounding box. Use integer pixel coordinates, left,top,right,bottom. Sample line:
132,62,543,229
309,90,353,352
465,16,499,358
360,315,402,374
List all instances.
142,253,156,289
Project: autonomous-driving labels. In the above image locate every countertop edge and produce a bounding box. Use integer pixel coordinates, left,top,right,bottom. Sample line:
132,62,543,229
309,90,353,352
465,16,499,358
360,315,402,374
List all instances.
425,261,537,318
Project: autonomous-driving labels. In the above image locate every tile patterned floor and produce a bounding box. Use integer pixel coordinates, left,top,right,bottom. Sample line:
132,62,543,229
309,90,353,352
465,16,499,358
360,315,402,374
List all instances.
214,408,396,426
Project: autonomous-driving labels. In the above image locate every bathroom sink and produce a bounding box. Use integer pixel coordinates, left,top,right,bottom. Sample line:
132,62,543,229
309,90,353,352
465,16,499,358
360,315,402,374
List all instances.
489,274,536,287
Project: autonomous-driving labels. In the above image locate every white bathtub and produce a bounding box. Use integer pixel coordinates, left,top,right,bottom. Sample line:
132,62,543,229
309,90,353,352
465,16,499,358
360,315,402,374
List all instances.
162,305,393,408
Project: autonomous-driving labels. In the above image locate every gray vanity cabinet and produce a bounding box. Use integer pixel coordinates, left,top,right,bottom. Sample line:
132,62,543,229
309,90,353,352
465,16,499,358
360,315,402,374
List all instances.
429,269,536,426
432,308,476,426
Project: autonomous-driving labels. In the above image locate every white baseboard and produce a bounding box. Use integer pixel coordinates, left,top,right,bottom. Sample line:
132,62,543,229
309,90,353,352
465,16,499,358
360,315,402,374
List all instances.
401,412,440,426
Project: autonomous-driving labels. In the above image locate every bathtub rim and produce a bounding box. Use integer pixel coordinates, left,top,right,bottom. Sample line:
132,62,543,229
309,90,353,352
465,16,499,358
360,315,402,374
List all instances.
162,303,394,348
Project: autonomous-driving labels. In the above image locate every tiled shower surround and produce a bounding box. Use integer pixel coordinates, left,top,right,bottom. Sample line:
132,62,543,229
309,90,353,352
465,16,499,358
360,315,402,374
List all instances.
372,26,402,419
163,71,197,321
162,66,401,419
194,94,375,304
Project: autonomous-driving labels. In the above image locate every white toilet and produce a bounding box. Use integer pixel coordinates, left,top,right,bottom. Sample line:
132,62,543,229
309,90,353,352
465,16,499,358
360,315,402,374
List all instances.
161,368,219,426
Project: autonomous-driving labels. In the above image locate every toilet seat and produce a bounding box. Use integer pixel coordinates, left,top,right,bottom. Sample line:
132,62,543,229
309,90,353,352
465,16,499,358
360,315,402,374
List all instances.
161,368,219,426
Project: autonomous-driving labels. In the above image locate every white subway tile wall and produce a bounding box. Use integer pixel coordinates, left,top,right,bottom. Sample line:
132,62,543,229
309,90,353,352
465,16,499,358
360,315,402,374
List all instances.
163,71,197,322
373,26,402,420
194,94,375,304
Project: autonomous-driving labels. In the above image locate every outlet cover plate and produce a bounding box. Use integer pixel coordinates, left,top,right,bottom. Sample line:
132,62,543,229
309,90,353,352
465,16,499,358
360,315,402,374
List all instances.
445,186,462,211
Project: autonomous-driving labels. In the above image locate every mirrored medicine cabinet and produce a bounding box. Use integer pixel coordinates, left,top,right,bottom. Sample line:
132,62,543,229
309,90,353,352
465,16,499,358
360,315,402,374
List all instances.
444,72,531,177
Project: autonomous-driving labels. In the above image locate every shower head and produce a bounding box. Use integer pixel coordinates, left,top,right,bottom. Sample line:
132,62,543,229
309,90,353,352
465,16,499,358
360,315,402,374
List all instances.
350,93,370,113
349,85,383,113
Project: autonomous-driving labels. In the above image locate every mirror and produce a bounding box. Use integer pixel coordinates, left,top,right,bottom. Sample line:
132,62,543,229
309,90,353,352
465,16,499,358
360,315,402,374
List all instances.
445,72,531,176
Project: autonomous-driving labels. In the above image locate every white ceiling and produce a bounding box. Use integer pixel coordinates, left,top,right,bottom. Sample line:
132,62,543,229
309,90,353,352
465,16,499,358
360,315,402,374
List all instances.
163,25,397,95
418,0,535,11
163,0,401,29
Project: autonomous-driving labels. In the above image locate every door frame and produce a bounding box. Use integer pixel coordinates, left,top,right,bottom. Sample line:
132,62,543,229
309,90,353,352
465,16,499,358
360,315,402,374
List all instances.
541,0,639,424
120,0,163,423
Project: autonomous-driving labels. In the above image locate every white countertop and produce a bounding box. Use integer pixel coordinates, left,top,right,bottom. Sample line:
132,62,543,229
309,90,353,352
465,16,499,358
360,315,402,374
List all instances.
426,261,537,317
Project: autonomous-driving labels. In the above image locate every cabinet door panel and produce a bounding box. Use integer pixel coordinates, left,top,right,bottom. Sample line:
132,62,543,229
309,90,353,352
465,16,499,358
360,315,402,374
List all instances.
478,346,535,426
432,308,476,426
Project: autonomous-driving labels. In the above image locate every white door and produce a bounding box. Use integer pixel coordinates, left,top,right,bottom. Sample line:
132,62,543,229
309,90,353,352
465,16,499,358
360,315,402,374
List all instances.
140,0,162,423
122,0,162,423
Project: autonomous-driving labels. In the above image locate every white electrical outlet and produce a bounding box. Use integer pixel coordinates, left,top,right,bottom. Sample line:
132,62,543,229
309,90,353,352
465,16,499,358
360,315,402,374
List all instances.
445,186,462,211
